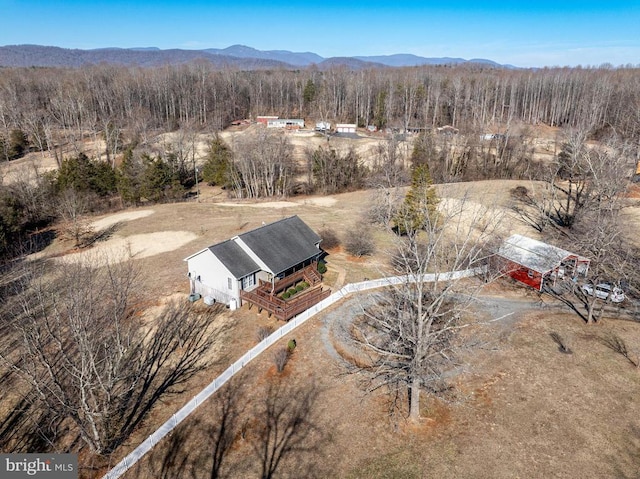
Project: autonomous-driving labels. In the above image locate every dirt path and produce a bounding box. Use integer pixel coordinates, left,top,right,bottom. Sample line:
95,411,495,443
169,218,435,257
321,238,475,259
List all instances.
322,290,562,367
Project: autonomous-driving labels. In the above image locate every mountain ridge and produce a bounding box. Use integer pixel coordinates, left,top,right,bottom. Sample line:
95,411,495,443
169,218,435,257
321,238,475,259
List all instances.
0,44,515,69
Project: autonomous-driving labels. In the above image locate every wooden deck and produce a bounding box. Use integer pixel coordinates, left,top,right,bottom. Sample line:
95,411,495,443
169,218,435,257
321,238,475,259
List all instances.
240,263,330,321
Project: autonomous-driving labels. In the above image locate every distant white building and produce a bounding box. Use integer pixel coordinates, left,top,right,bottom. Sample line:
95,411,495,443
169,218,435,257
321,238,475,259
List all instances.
315,121,331,131
267,118,305,129
437,125,459,135
336,123,356,134
480,133,506,141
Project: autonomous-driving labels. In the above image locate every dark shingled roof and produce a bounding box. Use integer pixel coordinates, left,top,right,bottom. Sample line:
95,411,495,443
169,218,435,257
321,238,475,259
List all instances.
238,216,321,275
209,239,260,279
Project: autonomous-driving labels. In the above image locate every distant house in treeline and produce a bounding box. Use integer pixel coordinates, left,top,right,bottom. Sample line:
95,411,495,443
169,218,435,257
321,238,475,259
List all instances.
267,118,305,129
496,234,590,291
437,125,459,135
315,121,331,131
336,123,357,134
256,115,279,125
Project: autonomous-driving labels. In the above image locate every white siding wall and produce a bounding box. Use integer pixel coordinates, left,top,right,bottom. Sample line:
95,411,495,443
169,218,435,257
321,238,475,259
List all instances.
267,119,304,128
256,270,271,287
336,123,356,133
186,251,240,305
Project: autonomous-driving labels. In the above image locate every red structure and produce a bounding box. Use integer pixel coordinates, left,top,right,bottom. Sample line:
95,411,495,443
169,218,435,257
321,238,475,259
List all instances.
497,234,590,291
256,115,278,125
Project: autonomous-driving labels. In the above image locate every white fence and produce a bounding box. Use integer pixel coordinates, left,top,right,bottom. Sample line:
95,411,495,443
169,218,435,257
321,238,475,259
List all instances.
102,266,485,479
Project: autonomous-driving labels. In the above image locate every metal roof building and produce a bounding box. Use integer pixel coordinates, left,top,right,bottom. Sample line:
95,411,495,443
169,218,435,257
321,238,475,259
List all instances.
497,234,589,291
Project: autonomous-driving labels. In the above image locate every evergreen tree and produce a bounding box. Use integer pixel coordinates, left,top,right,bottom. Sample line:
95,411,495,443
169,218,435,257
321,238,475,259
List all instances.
201,136,232,187
56,153,95,192
374,90,387,129
410,133,436,168
140,154,182,202
8,129,29,160
90,161,117,196
56,153,117,196
0,136,7,162
303,79,317,105
0,189,25,256
116,147,144,205
395,163,439,235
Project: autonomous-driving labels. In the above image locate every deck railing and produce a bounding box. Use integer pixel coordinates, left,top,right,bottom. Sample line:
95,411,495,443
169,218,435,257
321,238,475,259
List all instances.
240,263,329,321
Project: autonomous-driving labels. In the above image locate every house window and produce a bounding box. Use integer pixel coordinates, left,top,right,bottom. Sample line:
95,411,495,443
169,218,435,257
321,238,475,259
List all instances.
228,278,232,290
242,274,255,290
527,270,534,278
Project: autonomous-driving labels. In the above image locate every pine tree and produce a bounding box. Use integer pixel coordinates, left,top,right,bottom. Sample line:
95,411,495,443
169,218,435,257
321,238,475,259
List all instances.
395,163,439,235
116,147,143,205
201,136,232,187
303,79,316,105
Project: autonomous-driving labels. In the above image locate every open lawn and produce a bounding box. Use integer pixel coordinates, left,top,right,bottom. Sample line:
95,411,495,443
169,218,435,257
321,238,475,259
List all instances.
5,122,640,478
20,179,636,478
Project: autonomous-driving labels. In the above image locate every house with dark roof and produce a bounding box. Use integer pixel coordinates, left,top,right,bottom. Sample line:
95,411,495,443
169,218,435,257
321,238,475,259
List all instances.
184,216,323,309
496,234,590,291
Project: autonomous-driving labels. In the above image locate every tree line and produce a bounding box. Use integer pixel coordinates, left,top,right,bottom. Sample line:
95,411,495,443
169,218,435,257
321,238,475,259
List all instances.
1,63,639,161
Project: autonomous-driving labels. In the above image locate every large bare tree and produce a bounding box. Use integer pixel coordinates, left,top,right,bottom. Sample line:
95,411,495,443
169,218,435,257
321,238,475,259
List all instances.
353,194,503,421
0,254,224,454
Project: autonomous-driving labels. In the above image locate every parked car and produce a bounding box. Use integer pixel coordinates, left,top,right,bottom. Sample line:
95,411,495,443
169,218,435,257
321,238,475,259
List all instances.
581,283,625,303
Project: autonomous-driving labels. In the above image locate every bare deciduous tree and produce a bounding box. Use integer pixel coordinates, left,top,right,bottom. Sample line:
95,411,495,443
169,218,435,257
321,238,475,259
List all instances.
366,185,405,231
544,131,632,228
344,221,376,257
307,145,366,194
230,129,295,198
0,254,224,454
56,188,94,246
352,195,502,421
369,136,409,188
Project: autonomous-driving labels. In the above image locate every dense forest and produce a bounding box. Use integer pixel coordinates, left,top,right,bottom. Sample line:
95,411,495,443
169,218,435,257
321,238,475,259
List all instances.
1,63,639,151
1,62,640,476
0,63,639,260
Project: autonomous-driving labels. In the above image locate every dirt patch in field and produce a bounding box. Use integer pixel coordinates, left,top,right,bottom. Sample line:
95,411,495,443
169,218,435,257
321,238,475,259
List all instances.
217,200,298,208
298,196,338,207
90,209,155,230
56,231,199,265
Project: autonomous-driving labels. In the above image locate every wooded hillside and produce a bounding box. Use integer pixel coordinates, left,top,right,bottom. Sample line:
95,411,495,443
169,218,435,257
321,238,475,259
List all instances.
0,63,638,148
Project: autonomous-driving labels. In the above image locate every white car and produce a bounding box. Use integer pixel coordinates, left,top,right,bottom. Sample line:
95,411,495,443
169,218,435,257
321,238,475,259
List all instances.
581,283,625,303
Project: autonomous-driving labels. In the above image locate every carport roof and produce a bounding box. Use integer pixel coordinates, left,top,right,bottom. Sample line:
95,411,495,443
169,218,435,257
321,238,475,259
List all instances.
497,234,578,274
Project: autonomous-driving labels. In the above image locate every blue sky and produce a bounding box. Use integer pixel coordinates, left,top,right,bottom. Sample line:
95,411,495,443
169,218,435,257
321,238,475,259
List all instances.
1,0,638,67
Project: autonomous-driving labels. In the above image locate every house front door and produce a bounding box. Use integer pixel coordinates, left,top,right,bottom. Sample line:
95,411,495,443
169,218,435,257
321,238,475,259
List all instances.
242,274,255,290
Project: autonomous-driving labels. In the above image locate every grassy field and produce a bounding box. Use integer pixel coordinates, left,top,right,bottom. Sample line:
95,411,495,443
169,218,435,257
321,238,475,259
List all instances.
5,125,640,478
32,180,633,479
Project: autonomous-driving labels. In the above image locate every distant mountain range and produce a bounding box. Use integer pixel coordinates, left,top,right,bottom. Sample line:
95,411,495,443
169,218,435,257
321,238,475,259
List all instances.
0,44,515,69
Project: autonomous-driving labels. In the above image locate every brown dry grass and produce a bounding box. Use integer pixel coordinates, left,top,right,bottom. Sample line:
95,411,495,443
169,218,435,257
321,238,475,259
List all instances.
6,121,640,477
119,293,640,479
20,177,639,479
